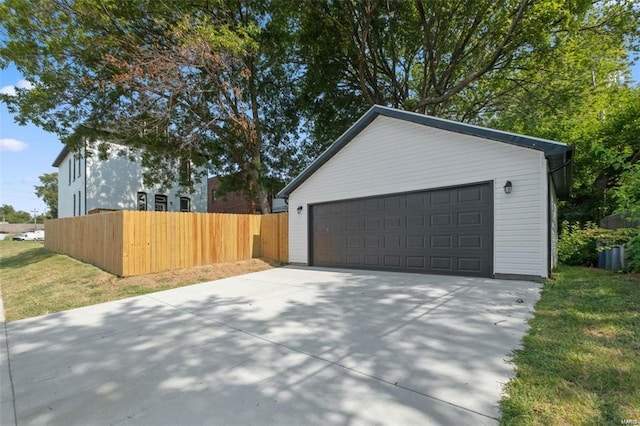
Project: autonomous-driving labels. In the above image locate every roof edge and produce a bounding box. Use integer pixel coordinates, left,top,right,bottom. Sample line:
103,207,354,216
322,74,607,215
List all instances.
52,145,70,167
277,105,573,198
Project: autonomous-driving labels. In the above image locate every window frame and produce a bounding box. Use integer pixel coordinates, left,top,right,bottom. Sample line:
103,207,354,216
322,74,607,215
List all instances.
137,192,147,211
180,197,191,212
154,194,168,212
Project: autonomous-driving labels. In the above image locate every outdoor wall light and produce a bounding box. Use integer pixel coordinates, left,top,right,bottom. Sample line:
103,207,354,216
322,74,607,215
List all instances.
297,205,303,214
503,180,513,194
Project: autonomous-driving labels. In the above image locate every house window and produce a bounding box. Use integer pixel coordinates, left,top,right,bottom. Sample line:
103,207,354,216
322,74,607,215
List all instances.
68,159,72,185
73,157,76,181
73,193,76,217
179,160,192,186
180,197,190,212
211,189,216,203
77,157,81,178
137,192,147,211
78,190,81,216
154,194,167,211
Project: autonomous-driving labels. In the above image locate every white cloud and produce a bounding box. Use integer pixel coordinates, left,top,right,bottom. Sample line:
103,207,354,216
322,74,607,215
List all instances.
0,138,28,152
0,79,34,96
0,85,15,96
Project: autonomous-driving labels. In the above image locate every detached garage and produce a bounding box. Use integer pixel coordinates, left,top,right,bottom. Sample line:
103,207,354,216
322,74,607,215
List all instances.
278,106,573,280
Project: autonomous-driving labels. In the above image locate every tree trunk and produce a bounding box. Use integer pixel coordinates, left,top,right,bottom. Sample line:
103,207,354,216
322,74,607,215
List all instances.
247,54,271,214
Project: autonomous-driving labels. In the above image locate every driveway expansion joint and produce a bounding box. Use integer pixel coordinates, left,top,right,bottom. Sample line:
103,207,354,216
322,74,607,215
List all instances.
144,293,500,421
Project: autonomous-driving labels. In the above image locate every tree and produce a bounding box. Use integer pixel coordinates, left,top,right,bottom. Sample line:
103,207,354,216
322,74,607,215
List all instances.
597,88,640,222
0,0,301,213
485,2,640,223
0,204,32,223
34,172,58,218
294,0,640,149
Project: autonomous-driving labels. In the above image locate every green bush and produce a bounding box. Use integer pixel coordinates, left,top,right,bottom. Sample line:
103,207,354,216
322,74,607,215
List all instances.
558,222,640,271
558,222,599,266
624,232,640,273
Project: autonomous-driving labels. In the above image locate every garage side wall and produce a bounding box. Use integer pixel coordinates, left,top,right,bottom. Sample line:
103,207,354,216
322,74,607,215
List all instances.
550,181,559,270
288,116,549,278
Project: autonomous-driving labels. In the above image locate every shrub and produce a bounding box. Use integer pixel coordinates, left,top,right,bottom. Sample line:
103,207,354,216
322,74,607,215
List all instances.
558,222,639,271
558,221,599,266
624,232,640,273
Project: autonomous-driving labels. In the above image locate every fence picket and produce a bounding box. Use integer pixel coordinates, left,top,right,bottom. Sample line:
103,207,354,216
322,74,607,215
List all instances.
45,212,288,277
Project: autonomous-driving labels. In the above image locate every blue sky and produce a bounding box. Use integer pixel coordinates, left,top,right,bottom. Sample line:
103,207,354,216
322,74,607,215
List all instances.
1,61,640,215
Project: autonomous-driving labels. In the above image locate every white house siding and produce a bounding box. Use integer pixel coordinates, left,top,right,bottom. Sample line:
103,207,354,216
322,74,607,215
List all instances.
57,151,86,218
84,144,208,213
288,115,550,278
57,143,207,217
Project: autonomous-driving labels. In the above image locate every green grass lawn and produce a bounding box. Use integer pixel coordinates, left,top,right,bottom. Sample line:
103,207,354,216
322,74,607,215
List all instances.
500,265,640,425
0,240,277,322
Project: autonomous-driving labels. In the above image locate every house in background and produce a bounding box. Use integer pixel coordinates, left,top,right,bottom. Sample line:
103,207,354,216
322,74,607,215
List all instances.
208,177,288,214
53,142,208,218
278,105,573,280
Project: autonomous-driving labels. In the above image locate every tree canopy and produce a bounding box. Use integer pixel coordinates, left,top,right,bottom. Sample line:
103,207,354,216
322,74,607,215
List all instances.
1,0,302,212
0,204,32,224
34,172,58,218
1,0,639,219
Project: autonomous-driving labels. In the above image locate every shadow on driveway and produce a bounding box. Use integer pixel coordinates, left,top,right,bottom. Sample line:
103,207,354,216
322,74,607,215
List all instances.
5,267,540,425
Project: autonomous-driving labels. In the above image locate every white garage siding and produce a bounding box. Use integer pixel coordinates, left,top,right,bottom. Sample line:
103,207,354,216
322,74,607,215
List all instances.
550,182,559,270
288,115,550,278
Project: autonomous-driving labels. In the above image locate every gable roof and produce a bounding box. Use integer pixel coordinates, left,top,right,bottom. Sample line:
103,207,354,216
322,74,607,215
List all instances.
52,145,71,167
277,105,574,199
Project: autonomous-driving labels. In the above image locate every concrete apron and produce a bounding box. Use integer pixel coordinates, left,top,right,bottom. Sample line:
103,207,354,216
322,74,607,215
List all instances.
5,267,540,425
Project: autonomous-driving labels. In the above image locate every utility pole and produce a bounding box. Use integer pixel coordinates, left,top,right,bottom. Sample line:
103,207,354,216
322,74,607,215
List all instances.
31,209,38,227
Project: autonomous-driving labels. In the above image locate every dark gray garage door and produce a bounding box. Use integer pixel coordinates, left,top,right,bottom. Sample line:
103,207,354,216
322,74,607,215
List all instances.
310,182,493,277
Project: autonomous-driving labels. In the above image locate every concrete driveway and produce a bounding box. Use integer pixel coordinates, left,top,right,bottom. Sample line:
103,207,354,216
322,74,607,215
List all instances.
1,267,540,425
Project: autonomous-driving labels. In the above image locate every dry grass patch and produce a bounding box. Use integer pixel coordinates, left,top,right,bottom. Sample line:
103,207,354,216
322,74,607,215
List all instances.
0,240,280,322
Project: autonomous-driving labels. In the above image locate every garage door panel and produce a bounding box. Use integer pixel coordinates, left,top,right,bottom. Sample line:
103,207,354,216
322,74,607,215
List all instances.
406,193,427,209
407,236,426,248
384,255,402,267
458,212,483,226
384,196,405,211
365,217,382,230
430,190,453,206
407,215,426,228
458,235,483,249
310,183,493,277
458,187,483,202
406,256,426,269
365,236,381,248
346,201,364,214
430,213,453,226
430,257,453,271
364,255,381,265
458,258,483,273
347,236,362,248
384,216,404,229
384,235,403,249
365,199,382,211
347,218,364,231
430,235,453,248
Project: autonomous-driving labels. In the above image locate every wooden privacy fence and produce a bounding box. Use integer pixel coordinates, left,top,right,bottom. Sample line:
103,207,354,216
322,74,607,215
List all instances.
45,211,288,277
